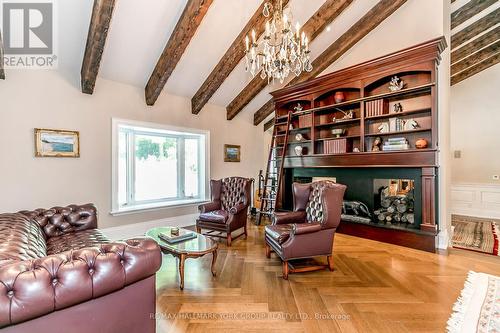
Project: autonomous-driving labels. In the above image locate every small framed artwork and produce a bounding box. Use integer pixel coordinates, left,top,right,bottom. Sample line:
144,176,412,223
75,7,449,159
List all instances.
34,128,80,158
224,144,241,162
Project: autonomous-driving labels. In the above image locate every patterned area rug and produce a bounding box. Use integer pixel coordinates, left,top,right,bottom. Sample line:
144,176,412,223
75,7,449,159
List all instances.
447,271,500,333
451,215,499,256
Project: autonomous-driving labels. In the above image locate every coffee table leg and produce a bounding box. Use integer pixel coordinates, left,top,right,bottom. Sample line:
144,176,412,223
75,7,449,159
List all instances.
179,254,186,290
211,249,217,277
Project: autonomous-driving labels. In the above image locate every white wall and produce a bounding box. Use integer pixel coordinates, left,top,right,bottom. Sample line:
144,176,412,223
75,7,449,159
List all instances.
0,70,264,228
450,64,500,184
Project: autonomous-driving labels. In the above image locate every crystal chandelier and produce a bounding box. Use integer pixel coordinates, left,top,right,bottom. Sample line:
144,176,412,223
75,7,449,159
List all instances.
244,0,312,84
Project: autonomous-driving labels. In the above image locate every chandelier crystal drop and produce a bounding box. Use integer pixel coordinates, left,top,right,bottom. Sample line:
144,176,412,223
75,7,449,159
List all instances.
244,0,312,84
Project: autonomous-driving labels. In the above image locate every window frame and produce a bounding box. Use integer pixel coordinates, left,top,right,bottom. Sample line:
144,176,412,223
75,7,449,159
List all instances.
111,118,210,215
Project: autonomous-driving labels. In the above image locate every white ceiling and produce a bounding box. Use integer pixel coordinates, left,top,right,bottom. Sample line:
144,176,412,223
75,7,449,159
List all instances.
57,0,383,114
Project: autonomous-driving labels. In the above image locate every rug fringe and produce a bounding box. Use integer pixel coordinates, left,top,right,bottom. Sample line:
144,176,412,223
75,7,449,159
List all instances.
493,221,500,256
446,271,478,333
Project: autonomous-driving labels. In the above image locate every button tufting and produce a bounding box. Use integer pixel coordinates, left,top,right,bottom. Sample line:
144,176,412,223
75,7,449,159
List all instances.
120,260,124,265
52,278,58,285
7,291,14,298
88,268,94,274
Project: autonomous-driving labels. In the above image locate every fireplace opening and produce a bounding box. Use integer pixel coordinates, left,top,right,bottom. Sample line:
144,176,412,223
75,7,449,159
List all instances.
373,178,416,229
287,167,425,233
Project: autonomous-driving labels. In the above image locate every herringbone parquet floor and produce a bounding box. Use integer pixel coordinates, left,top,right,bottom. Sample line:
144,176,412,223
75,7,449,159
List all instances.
155,218,500,333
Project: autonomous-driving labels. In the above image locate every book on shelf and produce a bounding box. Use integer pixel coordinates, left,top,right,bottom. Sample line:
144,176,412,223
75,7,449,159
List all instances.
366,99,387,117
299,114,312,128
159,229,197,244
324,138,347,154
382,137,409,151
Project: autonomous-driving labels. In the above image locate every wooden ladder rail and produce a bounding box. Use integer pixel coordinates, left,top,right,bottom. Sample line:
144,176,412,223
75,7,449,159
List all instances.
257,111,292,225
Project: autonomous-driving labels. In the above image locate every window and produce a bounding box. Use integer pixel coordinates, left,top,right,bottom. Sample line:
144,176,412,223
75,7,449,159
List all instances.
112,119,209,214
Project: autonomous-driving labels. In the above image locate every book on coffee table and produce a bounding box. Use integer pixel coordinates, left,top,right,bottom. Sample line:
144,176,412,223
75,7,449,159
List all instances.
158,229,197,244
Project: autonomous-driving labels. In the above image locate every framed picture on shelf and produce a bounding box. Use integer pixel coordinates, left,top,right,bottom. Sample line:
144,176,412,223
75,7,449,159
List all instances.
224,144,241,162
34,128,80,158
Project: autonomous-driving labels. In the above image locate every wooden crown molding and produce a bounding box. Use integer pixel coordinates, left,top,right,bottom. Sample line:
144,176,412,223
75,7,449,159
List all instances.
253,0,411,125
191,0,291,115
145,0,214,106
81,0,117,94
451,7,499,50
451,0,497,30
226,0,354,121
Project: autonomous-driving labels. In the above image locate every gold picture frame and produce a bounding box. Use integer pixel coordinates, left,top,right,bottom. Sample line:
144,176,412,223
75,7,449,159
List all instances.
34,128,80,158
224,144,241,162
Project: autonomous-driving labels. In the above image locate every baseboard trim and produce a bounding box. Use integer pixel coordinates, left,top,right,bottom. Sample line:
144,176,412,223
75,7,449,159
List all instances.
451,183,500,220
101,213,198,241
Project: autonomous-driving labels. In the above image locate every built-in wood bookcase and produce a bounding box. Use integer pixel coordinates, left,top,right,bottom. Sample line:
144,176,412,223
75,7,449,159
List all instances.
270,38,447,252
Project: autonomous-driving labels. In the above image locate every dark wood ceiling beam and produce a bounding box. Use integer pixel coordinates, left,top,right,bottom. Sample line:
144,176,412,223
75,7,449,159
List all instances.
191,0,291,115
451,26,500,64
81,0,117,94
451,0,497,30
254,0,408,125
263,117,275,132
0,31,5,80
146,0,214,106
451,40,500,75
451,7,499,49
227,0,354,120
451,52,500,85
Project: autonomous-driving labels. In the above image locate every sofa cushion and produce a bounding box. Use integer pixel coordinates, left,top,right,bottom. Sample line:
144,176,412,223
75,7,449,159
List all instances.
198,210,229,224
46,229,110,255
265,224,294,244
19,204,97,238
0,213,47,267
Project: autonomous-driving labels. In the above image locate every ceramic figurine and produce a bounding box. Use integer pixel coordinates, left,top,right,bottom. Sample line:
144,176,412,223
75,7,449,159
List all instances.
295,133,303,141
372,137,382,151
393,103,403,113
378,123,389,133
388,76,405,91
293,103,303,112
403,119,419,130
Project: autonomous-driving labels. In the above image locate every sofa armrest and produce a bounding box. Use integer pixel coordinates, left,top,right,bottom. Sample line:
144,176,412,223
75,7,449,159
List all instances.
198,201,220,213
292,222,322,235
0,238,161,328
229,203,248,215
273,211,307,225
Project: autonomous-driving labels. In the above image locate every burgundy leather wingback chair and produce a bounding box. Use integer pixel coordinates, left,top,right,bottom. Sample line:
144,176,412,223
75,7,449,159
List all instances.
196,177,252,246
265,181,346,279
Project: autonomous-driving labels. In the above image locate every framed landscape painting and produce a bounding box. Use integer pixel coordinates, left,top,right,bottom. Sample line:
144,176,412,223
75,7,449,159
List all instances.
34,128,80,158
224,144,240,162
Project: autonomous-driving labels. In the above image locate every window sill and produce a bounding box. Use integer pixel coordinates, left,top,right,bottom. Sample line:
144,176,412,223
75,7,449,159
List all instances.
110,199,209,216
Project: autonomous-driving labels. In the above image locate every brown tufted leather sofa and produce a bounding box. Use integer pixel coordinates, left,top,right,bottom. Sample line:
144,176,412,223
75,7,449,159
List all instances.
0,204,162,333
196,177,252,246
265,181,346,279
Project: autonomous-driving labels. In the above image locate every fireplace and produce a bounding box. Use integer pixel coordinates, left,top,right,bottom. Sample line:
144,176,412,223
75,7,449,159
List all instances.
284,167,437,252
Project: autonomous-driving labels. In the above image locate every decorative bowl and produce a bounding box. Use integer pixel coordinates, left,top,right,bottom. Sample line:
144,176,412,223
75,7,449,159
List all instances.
331,129,345,138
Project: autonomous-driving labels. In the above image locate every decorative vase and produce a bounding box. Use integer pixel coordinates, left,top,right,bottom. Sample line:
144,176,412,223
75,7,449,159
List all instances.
334,91,345,104
415,138,428,149
294,146,303,156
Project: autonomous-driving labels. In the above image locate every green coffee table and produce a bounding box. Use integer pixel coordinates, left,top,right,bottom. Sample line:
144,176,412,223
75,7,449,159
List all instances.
146,227,218,290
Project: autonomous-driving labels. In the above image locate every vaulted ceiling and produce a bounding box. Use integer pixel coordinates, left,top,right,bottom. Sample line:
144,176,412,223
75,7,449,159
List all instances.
450,0,500,86
1,0,456,125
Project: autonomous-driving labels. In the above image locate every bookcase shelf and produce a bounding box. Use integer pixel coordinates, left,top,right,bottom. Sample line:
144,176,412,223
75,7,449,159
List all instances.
365,128,431,138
